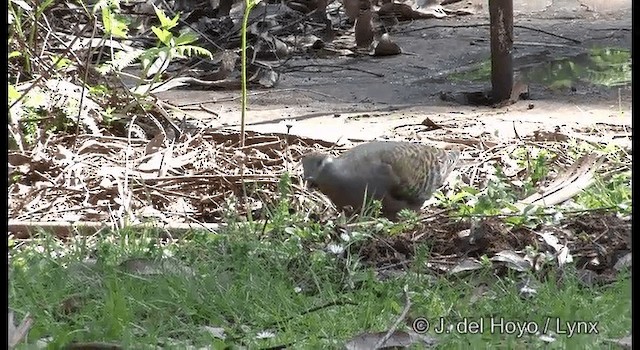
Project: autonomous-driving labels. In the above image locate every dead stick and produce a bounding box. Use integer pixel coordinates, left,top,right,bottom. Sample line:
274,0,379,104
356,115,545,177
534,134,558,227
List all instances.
397,23,581,44
281,64,386,78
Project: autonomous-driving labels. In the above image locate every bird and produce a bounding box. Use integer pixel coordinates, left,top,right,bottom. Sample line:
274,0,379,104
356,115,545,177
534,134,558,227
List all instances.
301,141,460,219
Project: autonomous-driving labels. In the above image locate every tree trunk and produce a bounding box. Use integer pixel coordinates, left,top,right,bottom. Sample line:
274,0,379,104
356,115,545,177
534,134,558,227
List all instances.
489,0,514,102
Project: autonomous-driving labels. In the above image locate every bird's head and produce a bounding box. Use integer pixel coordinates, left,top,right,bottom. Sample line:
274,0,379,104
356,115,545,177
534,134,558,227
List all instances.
301,153,334,186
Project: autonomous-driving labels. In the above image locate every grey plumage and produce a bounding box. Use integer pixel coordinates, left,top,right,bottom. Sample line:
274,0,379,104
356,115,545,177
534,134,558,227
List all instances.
302,141,460,219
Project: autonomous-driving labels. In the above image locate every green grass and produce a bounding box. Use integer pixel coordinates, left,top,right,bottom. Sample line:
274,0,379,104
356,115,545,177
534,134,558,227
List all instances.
9,226,631,349
9,143,631,348
448,47,631,89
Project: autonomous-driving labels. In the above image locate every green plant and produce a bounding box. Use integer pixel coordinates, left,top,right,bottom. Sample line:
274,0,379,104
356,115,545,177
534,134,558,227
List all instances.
441,165,519,217
96,0,130,39
575,172,631,213
562,142,632,212
434,147,555,228
390,209,420,234
239,0,262,148
9,85,54,145
511,147,553,196
262,173,302,237
8,0,56,75
98,4,213,96
8,208,632,349
437,142,631,229
9,0,58,147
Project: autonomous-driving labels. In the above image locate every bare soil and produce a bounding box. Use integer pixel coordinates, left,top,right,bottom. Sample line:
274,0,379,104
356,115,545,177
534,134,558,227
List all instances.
156,1,631,146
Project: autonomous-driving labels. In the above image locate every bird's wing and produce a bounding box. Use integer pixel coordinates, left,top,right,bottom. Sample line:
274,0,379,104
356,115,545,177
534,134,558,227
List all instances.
378,145,435,205
382,143,459,205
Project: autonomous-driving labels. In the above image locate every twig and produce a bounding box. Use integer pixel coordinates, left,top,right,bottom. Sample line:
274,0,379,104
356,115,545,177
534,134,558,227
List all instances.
396,23,581,44
199,104,221,116
281,64,386,77
72,17,99,153
373,285,412,350
418,208,454,223
228,105,408,127
139,174,282,182
471,38,580,48
277,8,322,33
448,206,620,220
411,209,455,241
513,24,582,44
9,22,86,111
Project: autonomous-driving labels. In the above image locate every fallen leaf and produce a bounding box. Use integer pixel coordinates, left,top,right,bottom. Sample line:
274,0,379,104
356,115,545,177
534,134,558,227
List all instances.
420,117,442,130
372,33,401,56
491,250,532,272
449,258,483,274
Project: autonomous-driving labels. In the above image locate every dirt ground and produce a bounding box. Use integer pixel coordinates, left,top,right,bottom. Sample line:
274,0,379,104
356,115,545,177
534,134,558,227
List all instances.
155,0,631,146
